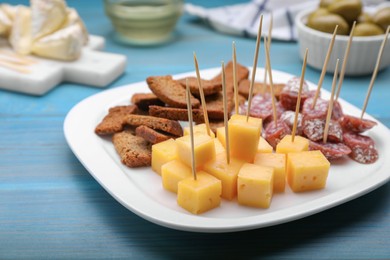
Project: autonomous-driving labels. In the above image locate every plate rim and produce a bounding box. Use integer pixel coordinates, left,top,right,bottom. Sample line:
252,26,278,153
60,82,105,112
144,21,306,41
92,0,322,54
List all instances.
64,67,390,233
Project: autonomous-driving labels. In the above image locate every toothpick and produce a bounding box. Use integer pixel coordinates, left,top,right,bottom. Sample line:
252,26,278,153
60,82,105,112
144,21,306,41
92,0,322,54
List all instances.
222,61,231,165
186,79,197,180
193,52,211,137
324,59,340,143
232,42,239,115
246,14,264,122
263,12,273,87
0,60,31,74
335,21,356,102
292,48,309,142
360,26,390,119
312,25,338,109
264,35,278,128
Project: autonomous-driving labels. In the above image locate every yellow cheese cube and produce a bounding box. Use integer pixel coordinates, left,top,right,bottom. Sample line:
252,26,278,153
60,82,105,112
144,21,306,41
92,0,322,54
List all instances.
237,163,274,208
228,114,262,162
203,153,245,200
184,123,215,138
214,139,225,155
177,171,222,214
216,127,226,148
151,139,178,175
276,135,309,154
257,137,273,153
175,133,216,169
287,151,330,192
254,153,286,192
161,160,192,193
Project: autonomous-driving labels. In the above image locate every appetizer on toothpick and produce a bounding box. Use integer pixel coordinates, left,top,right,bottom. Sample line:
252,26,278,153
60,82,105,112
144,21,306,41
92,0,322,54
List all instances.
232,42,239,115
264,35,278,126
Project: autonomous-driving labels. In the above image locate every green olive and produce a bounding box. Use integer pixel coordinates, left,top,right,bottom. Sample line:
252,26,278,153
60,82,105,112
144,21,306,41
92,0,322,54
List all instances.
357,12,373,24
372,7,390,31
319,0,335,8
307,13,350,35
308,8,329,23
328,0,362,23
353,23,384,36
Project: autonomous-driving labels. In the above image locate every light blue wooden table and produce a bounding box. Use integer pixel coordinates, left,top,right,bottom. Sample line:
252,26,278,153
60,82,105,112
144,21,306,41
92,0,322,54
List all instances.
1,0,389,258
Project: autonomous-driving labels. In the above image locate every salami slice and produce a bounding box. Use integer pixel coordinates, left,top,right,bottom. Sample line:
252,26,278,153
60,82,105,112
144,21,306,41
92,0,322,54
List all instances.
339,114,377,133
279,77,311,111
302,97,344,120
343,132,378,164
303,117,343,143
280,110,303,135
309,141,352,160
264,119,291,148
240,93,285,123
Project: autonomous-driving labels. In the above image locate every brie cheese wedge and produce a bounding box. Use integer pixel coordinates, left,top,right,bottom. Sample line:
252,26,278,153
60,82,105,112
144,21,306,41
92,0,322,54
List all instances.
0,8,12,36
0,4,17,21
31,23,84,61
63,8,88,45
30,0,67,41
9,5,32,55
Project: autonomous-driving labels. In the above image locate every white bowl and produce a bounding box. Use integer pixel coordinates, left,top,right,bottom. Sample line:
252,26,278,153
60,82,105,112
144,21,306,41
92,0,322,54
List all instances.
295,9,390,76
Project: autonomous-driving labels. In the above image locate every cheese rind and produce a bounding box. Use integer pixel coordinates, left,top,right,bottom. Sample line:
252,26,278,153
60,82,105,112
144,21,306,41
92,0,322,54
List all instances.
177,171,222,214
254,153,286,192
276,134,309,154
204,153,245,200
175,133,216,169
151,139,178,175
161,160,192,193
237,163,274,208
228,114,262,162
287,151,330,192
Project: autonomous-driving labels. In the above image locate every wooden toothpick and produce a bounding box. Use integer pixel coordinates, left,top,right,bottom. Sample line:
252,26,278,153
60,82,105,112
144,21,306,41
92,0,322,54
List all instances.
324,59,340,143
335,21,356,102
222,61,230,165
312,25,338,109
263,12,273,87
360,26,390,119
193,52,211,137
264,35,278,127
232,42,239,115
246,14,264,122
292,48,309,142
186,79,197,180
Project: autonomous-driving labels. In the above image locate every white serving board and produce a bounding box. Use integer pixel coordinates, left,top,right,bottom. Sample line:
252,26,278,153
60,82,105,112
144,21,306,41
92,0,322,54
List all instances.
0,35,127,95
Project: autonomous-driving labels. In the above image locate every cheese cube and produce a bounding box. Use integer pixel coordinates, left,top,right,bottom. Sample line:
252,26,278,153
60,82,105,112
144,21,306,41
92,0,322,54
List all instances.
287,151,330,192
254,153,286,192
204,153,245,200
276,135,309,154
257,137,273,153
161,160,192,193
237,163,274,208
214,139,225,155
151,139,178,175
175,133,216,169
184,123,215,138
177,171,222,214
228,114,262,162
216,127,226,148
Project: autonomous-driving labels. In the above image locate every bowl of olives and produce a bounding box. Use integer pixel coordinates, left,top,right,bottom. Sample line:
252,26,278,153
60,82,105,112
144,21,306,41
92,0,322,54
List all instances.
295,0,390,76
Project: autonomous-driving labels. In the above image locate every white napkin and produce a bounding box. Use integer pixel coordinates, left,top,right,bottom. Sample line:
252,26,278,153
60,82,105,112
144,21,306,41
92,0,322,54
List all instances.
185,0,388,41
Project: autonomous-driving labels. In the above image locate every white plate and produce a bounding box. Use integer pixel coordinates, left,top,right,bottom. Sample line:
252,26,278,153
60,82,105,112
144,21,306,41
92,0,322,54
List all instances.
64,67,390,233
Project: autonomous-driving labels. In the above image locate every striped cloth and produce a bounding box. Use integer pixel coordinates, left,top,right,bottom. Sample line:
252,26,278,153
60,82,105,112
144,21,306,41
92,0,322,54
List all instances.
185,0,388,41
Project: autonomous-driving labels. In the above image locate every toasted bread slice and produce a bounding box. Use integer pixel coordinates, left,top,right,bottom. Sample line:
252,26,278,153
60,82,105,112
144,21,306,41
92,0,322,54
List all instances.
135,125,174,144
131,93,164,111
148,105,204,123
124,114,183,136
177,77,222,97
95,105,139,135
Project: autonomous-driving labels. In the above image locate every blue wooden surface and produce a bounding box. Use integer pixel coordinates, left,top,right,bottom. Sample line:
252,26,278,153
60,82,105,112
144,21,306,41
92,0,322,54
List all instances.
1,0,389,259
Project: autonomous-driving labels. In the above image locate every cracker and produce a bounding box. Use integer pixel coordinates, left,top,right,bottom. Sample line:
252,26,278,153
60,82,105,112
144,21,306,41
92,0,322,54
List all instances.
211,61,249,93
238,79,286,99
177,77,222,97
112,130,152,167
135,125,174,144
131,93,164,111
125,114,183,136
148,105,204,123
95,105,139,135
146,75,200,108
